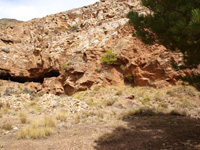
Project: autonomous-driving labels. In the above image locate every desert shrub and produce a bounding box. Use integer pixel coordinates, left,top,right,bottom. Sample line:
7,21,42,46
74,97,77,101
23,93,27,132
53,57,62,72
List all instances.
101,50,117,65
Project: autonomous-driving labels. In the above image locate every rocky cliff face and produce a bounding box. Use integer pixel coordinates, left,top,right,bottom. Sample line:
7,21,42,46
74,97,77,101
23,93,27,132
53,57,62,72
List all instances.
0,0,194,95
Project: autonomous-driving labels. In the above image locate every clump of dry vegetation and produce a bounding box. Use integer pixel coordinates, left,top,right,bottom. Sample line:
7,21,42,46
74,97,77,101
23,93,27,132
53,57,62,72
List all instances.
19,112,27,124
56,111,67,122
1,121,12,130
27,100,42,112
18,116,56,139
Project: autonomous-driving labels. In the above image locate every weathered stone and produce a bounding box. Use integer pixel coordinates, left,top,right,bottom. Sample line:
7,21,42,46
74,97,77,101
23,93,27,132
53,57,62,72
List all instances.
0,0,198,95
0,46,10,53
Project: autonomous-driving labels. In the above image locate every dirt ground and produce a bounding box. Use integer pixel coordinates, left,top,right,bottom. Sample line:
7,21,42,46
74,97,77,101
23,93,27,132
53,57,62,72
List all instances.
1,116,200,150
1,84,200,150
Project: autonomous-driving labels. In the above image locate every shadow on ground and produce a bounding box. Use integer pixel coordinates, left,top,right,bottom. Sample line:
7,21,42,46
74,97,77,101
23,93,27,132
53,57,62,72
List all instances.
95,115,200,150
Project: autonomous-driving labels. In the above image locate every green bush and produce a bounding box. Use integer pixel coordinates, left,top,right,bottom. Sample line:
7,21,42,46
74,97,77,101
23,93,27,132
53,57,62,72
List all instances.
101,50,117,65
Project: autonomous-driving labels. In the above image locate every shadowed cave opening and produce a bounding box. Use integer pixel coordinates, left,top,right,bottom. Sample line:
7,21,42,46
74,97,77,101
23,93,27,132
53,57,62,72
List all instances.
0,70,60,83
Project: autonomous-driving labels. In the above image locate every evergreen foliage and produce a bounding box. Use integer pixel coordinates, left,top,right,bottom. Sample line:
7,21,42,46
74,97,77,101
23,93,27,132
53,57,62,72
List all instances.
101,50,117,65
127,0,200,68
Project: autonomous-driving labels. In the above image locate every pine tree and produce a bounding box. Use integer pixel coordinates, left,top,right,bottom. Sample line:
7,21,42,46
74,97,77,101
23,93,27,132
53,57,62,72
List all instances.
127,0,200,68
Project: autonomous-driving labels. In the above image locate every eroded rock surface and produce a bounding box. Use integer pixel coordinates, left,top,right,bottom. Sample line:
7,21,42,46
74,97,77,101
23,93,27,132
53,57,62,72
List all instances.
0,0,195,95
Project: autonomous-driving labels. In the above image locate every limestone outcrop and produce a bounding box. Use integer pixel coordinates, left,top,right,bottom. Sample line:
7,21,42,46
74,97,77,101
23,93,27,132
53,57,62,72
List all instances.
0,0,196,95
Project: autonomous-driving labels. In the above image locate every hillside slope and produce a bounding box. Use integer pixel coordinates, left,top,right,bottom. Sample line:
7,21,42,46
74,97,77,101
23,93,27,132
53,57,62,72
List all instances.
0,0,195,95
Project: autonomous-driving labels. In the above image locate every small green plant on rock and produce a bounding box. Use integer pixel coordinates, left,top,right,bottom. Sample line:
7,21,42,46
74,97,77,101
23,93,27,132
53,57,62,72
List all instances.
61,63,68,69
120,65,126,71
95,68,101,73
101,50,117,65
126,74,133,80
0,70,8,74
69,25,78,32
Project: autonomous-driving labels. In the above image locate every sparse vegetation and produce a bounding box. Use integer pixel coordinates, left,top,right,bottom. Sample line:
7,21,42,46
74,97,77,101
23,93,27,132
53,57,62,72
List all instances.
1,105,9,114
28,101,42,112
0,83,199,148
141,97,150,105
56,111,67,122
1,121,12,130
115,89,122,96
18,116,56,139
103,98,116,106
92,86,101,91
86,98,104,107
19,112,27,124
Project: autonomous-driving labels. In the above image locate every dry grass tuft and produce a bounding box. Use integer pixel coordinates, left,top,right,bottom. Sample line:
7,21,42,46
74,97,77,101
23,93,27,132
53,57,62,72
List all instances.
28,101,42,112
92,86,101,91
56,111,67,122
1,105,9,114
18,116,56,139
115,90,122,96
103,99,116,106
1,121,12,130
19,112,27,124
86,98,104,107
74,113,80,124
18,126,54,139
